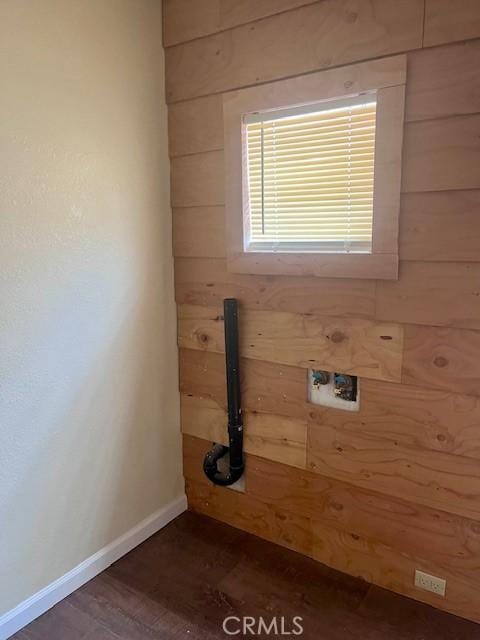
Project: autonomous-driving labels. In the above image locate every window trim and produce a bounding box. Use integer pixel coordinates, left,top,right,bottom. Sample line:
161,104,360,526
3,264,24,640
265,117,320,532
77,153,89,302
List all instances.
223,55,407,280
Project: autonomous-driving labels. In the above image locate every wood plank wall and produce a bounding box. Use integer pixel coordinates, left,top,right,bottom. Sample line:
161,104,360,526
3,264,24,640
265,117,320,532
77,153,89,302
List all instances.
163,0,480,623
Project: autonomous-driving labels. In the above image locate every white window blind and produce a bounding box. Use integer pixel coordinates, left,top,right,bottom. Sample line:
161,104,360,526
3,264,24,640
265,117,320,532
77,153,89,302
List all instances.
245,94,377,253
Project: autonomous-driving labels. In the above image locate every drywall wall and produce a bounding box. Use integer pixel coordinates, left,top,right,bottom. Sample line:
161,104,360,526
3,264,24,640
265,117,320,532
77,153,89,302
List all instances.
165,0,480,624
0,0,183,616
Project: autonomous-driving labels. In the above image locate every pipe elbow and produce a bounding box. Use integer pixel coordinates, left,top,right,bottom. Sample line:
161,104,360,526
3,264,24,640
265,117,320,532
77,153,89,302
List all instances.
203,443,244,486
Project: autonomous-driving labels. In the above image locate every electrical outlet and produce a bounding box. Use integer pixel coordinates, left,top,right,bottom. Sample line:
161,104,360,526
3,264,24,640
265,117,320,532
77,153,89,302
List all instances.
414,570,446,597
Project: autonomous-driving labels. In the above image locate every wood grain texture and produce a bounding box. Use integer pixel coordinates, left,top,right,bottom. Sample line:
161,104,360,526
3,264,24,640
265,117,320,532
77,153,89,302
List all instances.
402,324,480,396
173,120,480,209
371,84,405,254
167,0,480,625
407,40,480,121
227,252,399,280
402,114,480,193
179,348,309,420
424,0,480,47
175,257,376,317
184,436,480,624
308,515,480,624
180,348,480,460
168,95,223,157
318,377,480,461
163,0,319,47
170,151,224,207
173,208,226,258
177,304,404,382
185,478,313,557
166,42,480,161
165,0,423,102
307,421,480,521
399,191,480,262
181,394,308,468
16,504,480,639
247,455,480,574
376,261,480,330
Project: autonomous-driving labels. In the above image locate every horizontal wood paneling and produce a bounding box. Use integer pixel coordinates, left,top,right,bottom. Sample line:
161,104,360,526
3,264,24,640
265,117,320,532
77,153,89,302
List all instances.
173,208,226,258
402,324,480,395
309,516,480,624
399,191,480,262
173,195,480,264
227,252,399,280
181,394,307,469
183,435,312,555
171,151,224,207
168,95,223,157
165,0,423,102
307,422,480,521
184,435,480,623
175,258,376,317
186,479,314,556
163,0,319,47
167,42,480,160
376,262,480,330
170,117,480,207
178,304,404,382
168,0,480,624
180,348,480,459
424,0,480,47
179,348,308,419
318,377,480,461
402,114,480,193
247,456,480,574
406,40,480,121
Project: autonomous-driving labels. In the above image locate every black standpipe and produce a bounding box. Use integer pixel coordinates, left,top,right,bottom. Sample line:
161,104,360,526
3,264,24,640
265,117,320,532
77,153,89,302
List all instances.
203,298,244,486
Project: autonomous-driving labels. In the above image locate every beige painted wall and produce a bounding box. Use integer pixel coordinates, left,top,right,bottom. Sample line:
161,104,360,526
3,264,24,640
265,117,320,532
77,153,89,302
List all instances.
0,0,183,615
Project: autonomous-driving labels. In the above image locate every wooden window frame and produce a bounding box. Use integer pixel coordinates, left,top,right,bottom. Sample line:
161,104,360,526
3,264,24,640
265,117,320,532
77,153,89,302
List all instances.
223,55,407,280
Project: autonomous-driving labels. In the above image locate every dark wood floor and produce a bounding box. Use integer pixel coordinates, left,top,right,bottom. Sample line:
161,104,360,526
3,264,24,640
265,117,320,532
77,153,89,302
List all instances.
12,511,480,640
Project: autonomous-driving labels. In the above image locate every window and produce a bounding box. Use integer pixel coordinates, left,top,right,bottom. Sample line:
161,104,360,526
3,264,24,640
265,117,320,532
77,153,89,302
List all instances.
245,95,377,254
223,55,406,280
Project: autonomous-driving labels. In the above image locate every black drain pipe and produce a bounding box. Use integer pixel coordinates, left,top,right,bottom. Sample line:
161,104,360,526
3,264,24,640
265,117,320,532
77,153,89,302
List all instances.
203,298,244,486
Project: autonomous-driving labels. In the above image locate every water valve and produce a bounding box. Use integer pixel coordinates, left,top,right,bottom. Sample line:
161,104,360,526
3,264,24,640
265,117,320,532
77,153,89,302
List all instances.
312,370,330,388
334,373,358,402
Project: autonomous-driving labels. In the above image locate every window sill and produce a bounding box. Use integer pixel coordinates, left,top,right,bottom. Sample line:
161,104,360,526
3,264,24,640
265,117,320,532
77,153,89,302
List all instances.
226,252,398,280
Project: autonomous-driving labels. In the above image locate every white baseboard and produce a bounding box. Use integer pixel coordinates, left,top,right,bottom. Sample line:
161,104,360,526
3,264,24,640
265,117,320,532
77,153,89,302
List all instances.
0,494,187,640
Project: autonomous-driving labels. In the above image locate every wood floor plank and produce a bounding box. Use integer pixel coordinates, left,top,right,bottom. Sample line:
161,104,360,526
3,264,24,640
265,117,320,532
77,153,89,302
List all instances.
14,502,480,637
182,443,480,625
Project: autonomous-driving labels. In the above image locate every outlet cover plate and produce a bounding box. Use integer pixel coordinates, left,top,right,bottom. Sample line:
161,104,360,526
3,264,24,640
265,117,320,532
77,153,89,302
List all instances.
414,570,446,597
